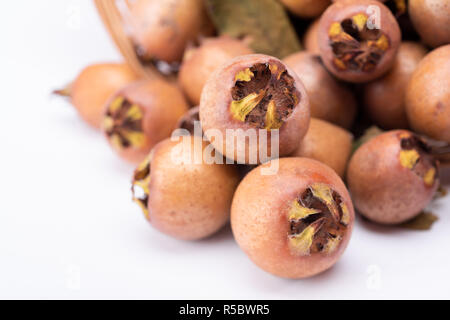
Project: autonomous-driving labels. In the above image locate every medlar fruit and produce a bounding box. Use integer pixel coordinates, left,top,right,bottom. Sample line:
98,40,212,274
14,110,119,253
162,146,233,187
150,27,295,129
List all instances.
132,136,240,240
54,63,138,129
231,157,354,279
178,36,254,106
280,0,331,18
347,130,439,224
102,79,189,164
127,0,213,63
408,0,450,48
199,54,310,164
364,41,427,129
317,0,401,82
303,19,321,55
284,52,357,128
292,118,354,177
405,45,450,143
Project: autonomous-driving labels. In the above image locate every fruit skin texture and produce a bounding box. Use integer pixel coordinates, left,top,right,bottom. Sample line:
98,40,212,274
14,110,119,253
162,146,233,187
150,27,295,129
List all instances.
140,137,240,240
231,157,354,279
103,79,189,164
405,45,450,143
408,0,450,48
200,54,310,164
280,0,331,18
364,42,427,129
178,36,254,106
347,130,439,225
317,0,401,83
127,0,213,63
303,19,321,55
61,63,138,129
292,118,353,177
284,52,357,128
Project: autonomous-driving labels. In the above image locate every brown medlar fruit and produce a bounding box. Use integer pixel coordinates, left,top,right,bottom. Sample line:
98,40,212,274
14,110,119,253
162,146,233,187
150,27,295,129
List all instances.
408,0,450,48
284,52,357,128
54,63,138,129
178,36,254,106
347,130,439,224
200,54,310,164
280,0,331,18
231,157,354,279
292,118,354,177
132,136,240,240
364,41,427,129
303,19,321,55
102,79,189,164
127,0,213,63
318,0,401,83
405,45,450,143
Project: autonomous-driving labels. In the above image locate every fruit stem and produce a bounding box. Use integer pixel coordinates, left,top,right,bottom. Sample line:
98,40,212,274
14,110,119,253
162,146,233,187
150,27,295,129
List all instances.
429,145,450,156
52,83,72,98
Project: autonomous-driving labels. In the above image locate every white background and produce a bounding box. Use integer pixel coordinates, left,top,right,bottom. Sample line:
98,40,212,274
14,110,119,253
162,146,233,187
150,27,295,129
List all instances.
0,0,449,299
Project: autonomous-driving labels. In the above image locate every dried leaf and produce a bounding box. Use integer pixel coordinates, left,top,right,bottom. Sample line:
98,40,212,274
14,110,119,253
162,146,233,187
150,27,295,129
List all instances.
204,0,301,59
400,212,438,231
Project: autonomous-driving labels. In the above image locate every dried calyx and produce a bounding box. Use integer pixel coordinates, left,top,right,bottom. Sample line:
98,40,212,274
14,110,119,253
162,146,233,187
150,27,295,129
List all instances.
230,62,300,130
103,97,146,150
328,13,390,72
177,107,200,135
399,133,438,187
132,154,152,218
386,0,407,17
288,183,349,256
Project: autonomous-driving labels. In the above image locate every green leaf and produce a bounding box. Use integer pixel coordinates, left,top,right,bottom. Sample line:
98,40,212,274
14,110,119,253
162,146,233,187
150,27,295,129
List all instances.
204,0,301,59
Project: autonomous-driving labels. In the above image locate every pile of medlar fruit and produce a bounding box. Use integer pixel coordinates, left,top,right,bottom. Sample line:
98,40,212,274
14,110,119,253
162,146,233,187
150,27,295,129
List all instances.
55,0,449,279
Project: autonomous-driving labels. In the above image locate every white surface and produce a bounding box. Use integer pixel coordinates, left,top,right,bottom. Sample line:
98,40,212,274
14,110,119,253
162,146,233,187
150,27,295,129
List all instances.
1,0,449,300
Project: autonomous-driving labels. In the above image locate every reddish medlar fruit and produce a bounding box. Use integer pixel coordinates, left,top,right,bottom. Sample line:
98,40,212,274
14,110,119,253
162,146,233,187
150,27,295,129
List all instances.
231,157,354,279
200,54,310,164
303,19,321,55
318,0,401,83
364,41,427,129
127,0,213,63
132,136,240,240
284,52,357,128
54,63,138,129
292,118,354,177
102,79,189,164
178,36,254,106
408,0,450,48
280,0,331,18
347,130,439,224
405,45,450,143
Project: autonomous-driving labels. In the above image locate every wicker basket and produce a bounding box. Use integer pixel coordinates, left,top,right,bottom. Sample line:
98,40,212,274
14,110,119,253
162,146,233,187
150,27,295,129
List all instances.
94,0,160,79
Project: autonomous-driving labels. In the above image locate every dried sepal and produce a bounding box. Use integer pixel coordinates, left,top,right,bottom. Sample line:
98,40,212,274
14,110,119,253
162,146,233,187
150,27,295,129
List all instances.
310,183,341,222
132,153,153,219
229,62,300,130
288,201,321,221
103,97,146,151
288,184,349,256
399,149,420,169
328,13,391,72
230,91,265,122
289,218,325,256
323,235,343,254
399,133,439,187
